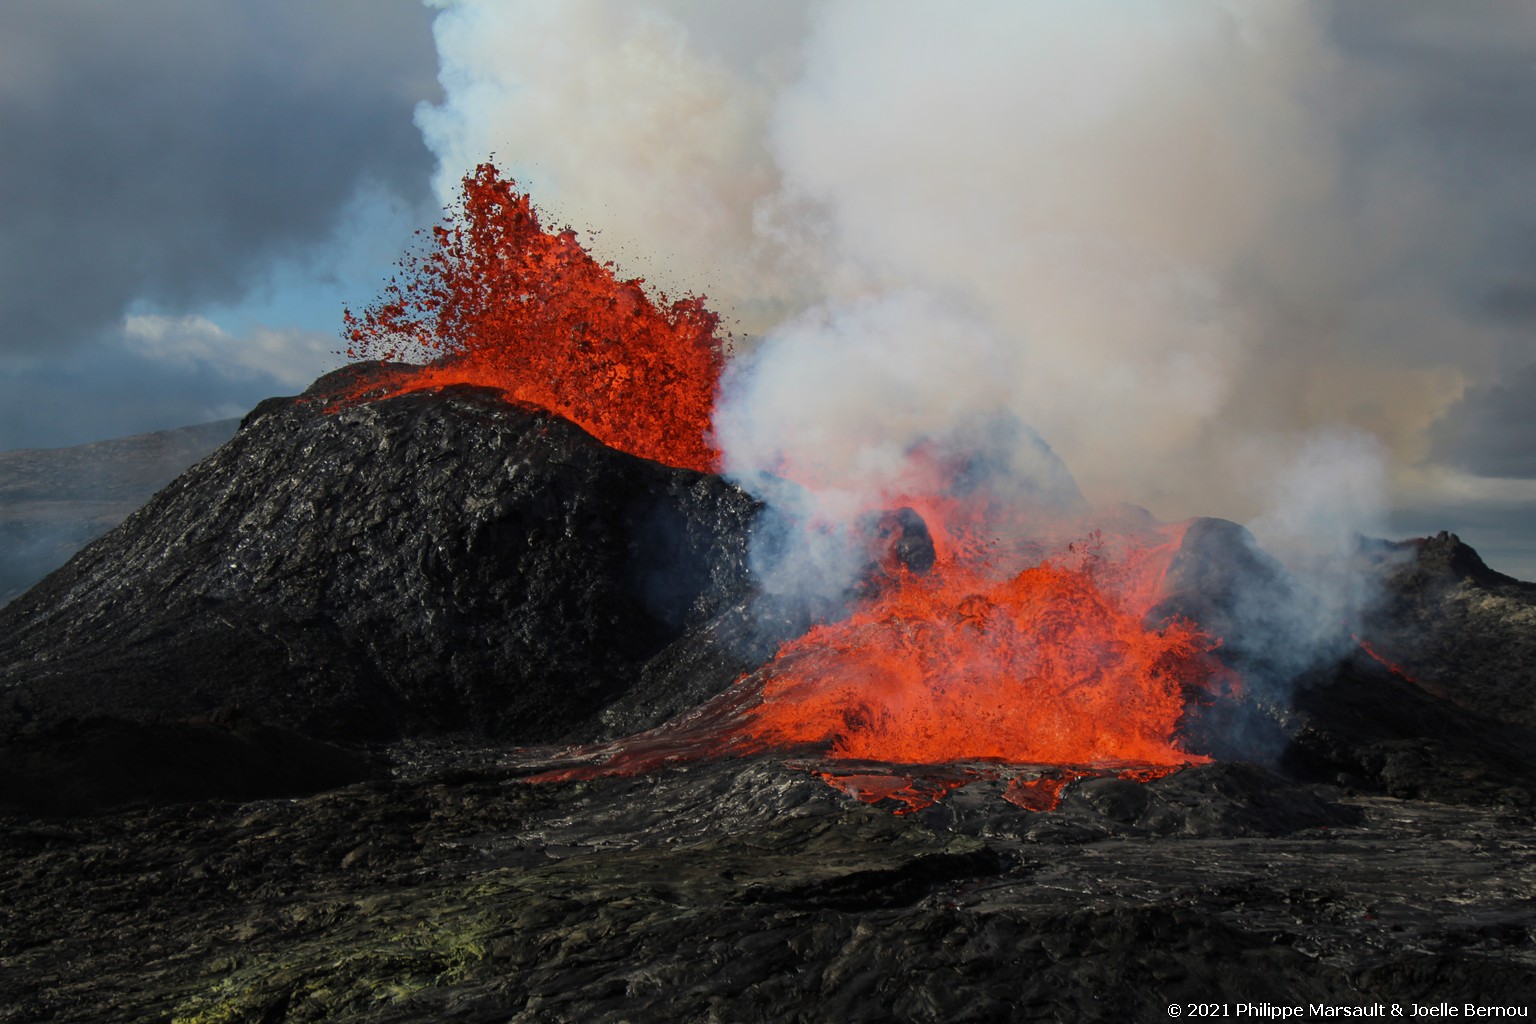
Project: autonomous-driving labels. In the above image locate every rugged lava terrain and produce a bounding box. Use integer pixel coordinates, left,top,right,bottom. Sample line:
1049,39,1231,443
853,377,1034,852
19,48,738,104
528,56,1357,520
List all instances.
1,381,1534,1021
0,376,768,814
4,752,1534,1022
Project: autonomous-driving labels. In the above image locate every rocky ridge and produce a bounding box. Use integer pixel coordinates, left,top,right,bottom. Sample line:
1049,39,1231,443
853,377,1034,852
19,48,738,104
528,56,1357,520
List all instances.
0,381,1533,1020
0,379,765,813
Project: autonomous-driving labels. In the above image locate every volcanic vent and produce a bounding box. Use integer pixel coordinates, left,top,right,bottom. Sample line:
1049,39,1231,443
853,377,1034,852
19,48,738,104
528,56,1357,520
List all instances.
7,163,1532,822
329,164,1238,800
8,163,1536,1019
339,163,725,473
0,164,1235,813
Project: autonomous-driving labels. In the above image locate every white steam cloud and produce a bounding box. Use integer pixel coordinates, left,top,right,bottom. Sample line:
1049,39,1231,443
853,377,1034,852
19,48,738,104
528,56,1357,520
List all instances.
713,290,1079,516
414,0,1527,593
123,314,334,389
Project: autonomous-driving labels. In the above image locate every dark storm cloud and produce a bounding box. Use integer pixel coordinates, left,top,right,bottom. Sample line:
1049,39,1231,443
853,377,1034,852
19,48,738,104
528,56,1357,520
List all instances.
1431,364,1536,480
1329,1,1536,324
1323,1,1536,576
0,0,440,358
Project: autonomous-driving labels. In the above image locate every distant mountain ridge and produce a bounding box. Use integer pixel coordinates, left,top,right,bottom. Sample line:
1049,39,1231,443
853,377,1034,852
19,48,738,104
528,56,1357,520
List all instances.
0,419,240,605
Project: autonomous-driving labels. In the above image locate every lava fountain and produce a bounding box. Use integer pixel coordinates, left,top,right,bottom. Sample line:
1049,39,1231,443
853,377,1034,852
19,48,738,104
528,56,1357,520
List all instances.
737,526,1218,766
342,163,1236,809
340,163,725,473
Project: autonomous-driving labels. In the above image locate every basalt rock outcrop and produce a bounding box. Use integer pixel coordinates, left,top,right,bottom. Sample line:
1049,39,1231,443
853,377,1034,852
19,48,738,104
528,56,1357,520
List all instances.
1361,531,1536,730
1160,518,1536,811
0,374,769,811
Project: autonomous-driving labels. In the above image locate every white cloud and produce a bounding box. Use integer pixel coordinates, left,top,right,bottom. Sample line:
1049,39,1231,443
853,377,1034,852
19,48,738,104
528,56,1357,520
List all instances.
123,314,333,389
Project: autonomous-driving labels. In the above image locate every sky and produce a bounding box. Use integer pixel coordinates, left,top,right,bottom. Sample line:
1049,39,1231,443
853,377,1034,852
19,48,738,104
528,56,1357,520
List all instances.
2,1,1534,578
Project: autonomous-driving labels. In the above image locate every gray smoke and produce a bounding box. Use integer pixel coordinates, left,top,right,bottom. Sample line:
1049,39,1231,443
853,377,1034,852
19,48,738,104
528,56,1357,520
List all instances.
415,0,1536,614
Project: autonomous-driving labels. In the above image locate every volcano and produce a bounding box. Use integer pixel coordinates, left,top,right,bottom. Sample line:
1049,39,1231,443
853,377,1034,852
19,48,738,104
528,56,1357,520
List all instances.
3,373,1535,1019
0,366,768,811
3,168,1536,1017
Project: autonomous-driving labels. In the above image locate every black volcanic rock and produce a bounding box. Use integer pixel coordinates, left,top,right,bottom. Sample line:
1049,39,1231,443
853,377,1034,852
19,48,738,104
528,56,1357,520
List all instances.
3,750,1533,1022
0,379,762,759
1152,516,1315,685
2,379,1536,1014
1157,520,1536,810
1272,531,1536,809
0,711,377,817
1360,531,1536,731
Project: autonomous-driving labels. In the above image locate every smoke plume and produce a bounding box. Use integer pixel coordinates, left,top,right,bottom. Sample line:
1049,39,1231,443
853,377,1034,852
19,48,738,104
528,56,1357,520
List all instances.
416,0,1536,596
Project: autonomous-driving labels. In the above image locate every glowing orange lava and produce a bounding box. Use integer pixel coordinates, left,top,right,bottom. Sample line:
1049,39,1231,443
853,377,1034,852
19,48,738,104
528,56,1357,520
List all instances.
1001,771,1091,812
340,163,725,472
525,514,1233,811
1353,634,1417,683
817,771,977,815
734,519,1223,766
341,164,1238,810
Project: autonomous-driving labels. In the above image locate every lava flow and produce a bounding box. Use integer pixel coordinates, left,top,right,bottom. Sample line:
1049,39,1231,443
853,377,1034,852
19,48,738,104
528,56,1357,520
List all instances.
531,513,1233,812
344,161,1235,812
736,527,1219,766
339,163,725,473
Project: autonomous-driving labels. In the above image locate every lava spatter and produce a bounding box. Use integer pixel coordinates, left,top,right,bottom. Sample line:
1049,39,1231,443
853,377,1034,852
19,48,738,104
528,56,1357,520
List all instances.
734,525,1222,768
339,162,1233,813
528,517,1231,812
339,163,725,473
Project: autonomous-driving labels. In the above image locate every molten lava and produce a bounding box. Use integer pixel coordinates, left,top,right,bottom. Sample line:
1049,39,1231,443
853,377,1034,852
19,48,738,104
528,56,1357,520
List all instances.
817,771,978,815
528,514,1233,811
1353,634,1417,683
736,529,1218,766
1002,771,1092,813
340,163,725,472
341,161,1236,813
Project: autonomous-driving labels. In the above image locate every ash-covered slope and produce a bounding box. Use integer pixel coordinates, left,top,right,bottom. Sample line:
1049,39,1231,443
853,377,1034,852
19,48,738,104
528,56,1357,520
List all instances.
0,375,762,809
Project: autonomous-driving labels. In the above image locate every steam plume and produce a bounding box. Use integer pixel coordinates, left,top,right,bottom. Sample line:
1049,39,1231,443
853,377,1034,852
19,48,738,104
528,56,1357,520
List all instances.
416,0,1531,595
